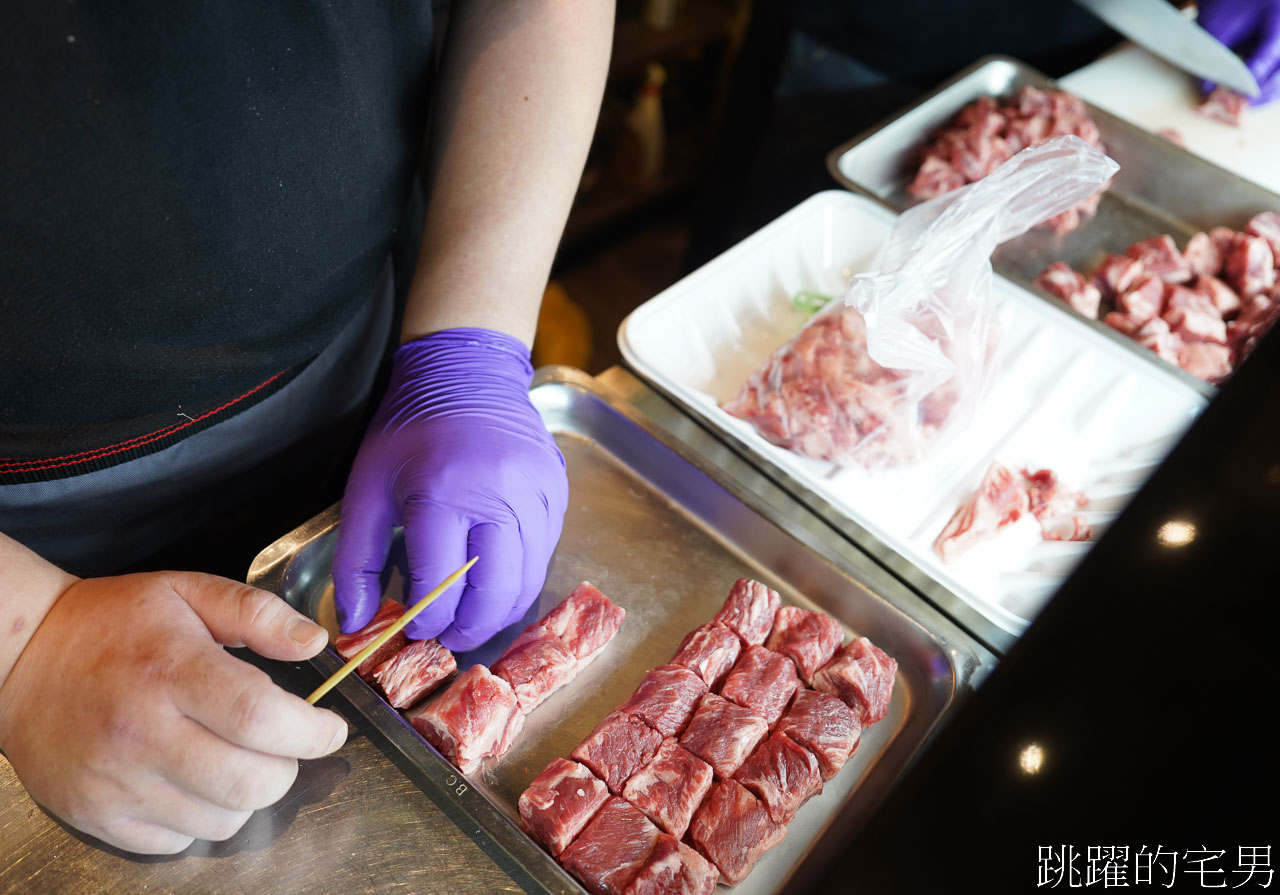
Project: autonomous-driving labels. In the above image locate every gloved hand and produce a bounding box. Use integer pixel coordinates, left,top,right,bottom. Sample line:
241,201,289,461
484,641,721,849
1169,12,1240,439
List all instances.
1198,0,1280,104
331,328,567,651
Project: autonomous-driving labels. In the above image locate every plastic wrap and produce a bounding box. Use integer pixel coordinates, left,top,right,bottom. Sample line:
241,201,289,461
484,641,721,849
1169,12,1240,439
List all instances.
723,135,1120,470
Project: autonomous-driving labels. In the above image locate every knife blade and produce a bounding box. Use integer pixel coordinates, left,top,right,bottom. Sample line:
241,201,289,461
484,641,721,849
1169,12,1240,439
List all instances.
1074,0,1261,97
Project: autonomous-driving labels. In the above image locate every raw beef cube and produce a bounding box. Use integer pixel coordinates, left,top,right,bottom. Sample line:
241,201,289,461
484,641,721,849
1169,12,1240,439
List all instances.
1103,310,1143,336
1246,211,1280,259
1228,295,1280,363
1225,234,1277,297
619,665,708,737
1163,286,1227,344
1135,317,1184,364
1126,235,1192,283
1092,254,1145,299
1197,85,1247,126
713,578,781,647
491,629,577,713
1192,274,1243,318
670,623,741,690
1116,273,1165,323
775,689,862,780
1015,85,1054,117
1048,89,1087,119
1035,262,1101,318
764,606,844,685
1040,207,1082,237
1002,113,1048,153
932,461,1031,563
333,598,411,682
688,781,788,885
622,834,719,895
1177,341,1234,383
720,645,802,728
907,154,965,200
1183,232,1224,278
734,731,823,823
621,738,714,838
572,710,665,795
371,637,456,709
954,94,1005,134
560,796,662,895
679,693,769,780
518,758,609,856
407,665,524,776
813,636,898,727
535,581,626,667
1209,225,1241,261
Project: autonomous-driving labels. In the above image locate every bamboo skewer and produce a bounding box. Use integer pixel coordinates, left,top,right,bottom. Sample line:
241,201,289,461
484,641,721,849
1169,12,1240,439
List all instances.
306,556,478,705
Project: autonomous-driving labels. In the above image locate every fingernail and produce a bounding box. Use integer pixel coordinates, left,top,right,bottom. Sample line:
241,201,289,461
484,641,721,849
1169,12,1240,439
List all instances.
287,616,326,646
328,723,348,754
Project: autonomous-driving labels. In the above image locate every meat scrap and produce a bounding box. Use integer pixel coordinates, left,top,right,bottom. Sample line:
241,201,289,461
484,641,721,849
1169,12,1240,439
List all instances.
1023,468,1092,543
669,622,741,690
617,665,708,738
764,605,845,685
932,461,1031,563
688,780,788,885
559,796,662,895
713,578,781,647
622,833,719,895
812,636,898,728
733,731,824,824
407,665,524,776
719,645,802,728
518,758,610,856
621,738,714,838
775,689,862,781
333,598,412,682
572,710,665,796
1197,85,1247,126
371,637,456,710
1034,262,1101,319
679,693,770,780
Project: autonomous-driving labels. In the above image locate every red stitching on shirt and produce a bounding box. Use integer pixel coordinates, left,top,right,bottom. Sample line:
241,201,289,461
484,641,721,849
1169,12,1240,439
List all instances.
0,371,287,476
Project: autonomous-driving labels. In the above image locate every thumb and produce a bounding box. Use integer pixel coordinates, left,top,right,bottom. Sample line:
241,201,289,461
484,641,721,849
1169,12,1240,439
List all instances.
168,572,329,661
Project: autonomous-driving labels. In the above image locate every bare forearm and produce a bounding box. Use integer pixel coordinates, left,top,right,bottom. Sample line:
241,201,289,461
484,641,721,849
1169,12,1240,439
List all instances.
0,533,76,698
401,0,615,347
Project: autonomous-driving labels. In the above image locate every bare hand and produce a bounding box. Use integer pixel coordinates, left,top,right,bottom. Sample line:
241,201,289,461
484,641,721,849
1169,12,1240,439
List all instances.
0,571,347,854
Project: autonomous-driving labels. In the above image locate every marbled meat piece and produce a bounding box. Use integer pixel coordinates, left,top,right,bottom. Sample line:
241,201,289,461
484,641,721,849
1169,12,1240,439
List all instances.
1246,211,1280,259
1135,316,1183,364
1034,261,1101,318
813,636,898,727
560,796,661,895
618,665,708,737
1092,254,1145,299
932,460,1031,563
407,665,524,776
719,645,801,728
765,606,844,685
775,689,862,781
679,693,769,780
622,834,719,895
1224,234,1277,297
371,637,456,709
1115,273,1165,324
572,710,665,795
1103,310,1143,336
518,758,610,856
688,780,788,885
1197,85,1247,126
713,578,781,647
1022,467,1091,543
621,738,714,838
908,153,966,200
1126,235,1192,283
534,581,625,667
333,598,411,682
733,731,823,824
1183,231,1224,278
1192,274,1243,318
670,622,741,690
491,629,577,713
1163,285,1227,344
1177,341,1234,383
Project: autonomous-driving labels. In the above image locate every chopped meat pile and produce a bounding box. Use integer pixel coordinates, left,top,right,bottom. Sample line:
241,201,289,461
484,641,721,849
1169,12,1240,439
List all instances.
1197,85,1247,126
521,578,898,892
1035,212,1280,383
933,461,1092,563
908,86,1106,235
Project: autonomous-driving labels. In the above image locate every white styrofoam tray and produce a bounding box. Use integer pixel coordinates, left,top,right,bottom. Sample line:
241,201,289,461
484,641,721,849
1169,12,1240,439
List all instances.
619,190,1208,636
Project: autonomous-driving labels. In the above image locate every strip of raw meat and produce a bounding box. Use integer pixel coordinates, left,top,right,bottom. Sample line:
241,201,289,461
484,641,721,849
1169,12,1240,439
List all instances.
1183,232,1224,278
1246,211,1280,259
618,665,708,737
679,693,769,780
1163,285,1227,344
371,637,456,709
932,461,1031,563
528,581,625,667
572,710,665,795
622,834,719,895
775,689,862,781
559,796,662,895
713,578,781,647
687,780,788,885
1177,341,1233,383
1115,273,1165,324
518,757,610,856
670,623,741,690
1197,85,1247,126
1092,254,1145,299
1034,262,1101,318
733,731,823,824
406,665,524,776
621,738,714,838
1224,234,1277,297
1126,235,1192,284
333,598,411,682
813,636,898,727
1192,274,1243,318
764,606,844,685
719,645,802,727
491,629,578,714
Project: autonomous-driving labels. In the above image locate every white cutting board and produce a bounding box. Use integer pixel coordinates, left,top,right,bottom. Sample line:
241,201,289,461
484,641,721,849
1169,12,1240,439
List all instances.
1060,44,1280,195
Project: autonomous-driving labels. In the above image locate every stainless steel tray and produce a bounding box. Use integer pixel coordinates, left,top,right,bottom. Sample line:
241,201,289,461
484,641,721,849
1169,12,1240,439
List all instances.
248,367,996,895
827,54,1280,397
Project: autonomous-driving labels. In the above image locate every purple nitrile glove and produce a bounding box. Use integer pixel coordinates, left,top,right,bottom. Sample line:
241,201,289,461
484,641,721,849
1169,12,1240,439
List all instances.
331,328,567,651
1198,0,1280,104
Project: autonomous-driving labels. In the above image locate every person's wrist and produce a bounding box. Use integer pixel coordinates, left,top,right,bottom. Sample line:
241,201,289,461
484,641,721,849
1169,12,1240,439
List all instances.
398,327,532,360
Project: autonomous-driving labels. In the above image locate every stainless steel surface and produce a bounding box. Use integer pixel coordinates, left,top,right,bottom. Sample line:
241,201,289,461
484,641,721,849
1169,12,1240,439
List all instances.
1073,0,1260,96
826,55,1280,396
249,367,997,895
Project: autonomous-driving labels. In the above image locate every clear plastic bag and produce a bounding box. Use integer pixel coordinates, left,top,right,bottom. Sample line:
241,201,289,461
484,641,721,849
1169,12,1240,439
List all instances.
723,135,1119,470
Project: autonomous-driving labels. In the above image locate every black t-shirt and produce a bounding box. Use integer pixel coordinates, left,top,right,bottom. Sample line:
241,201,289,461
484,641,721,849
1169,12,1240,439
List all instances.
1,2,434,478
